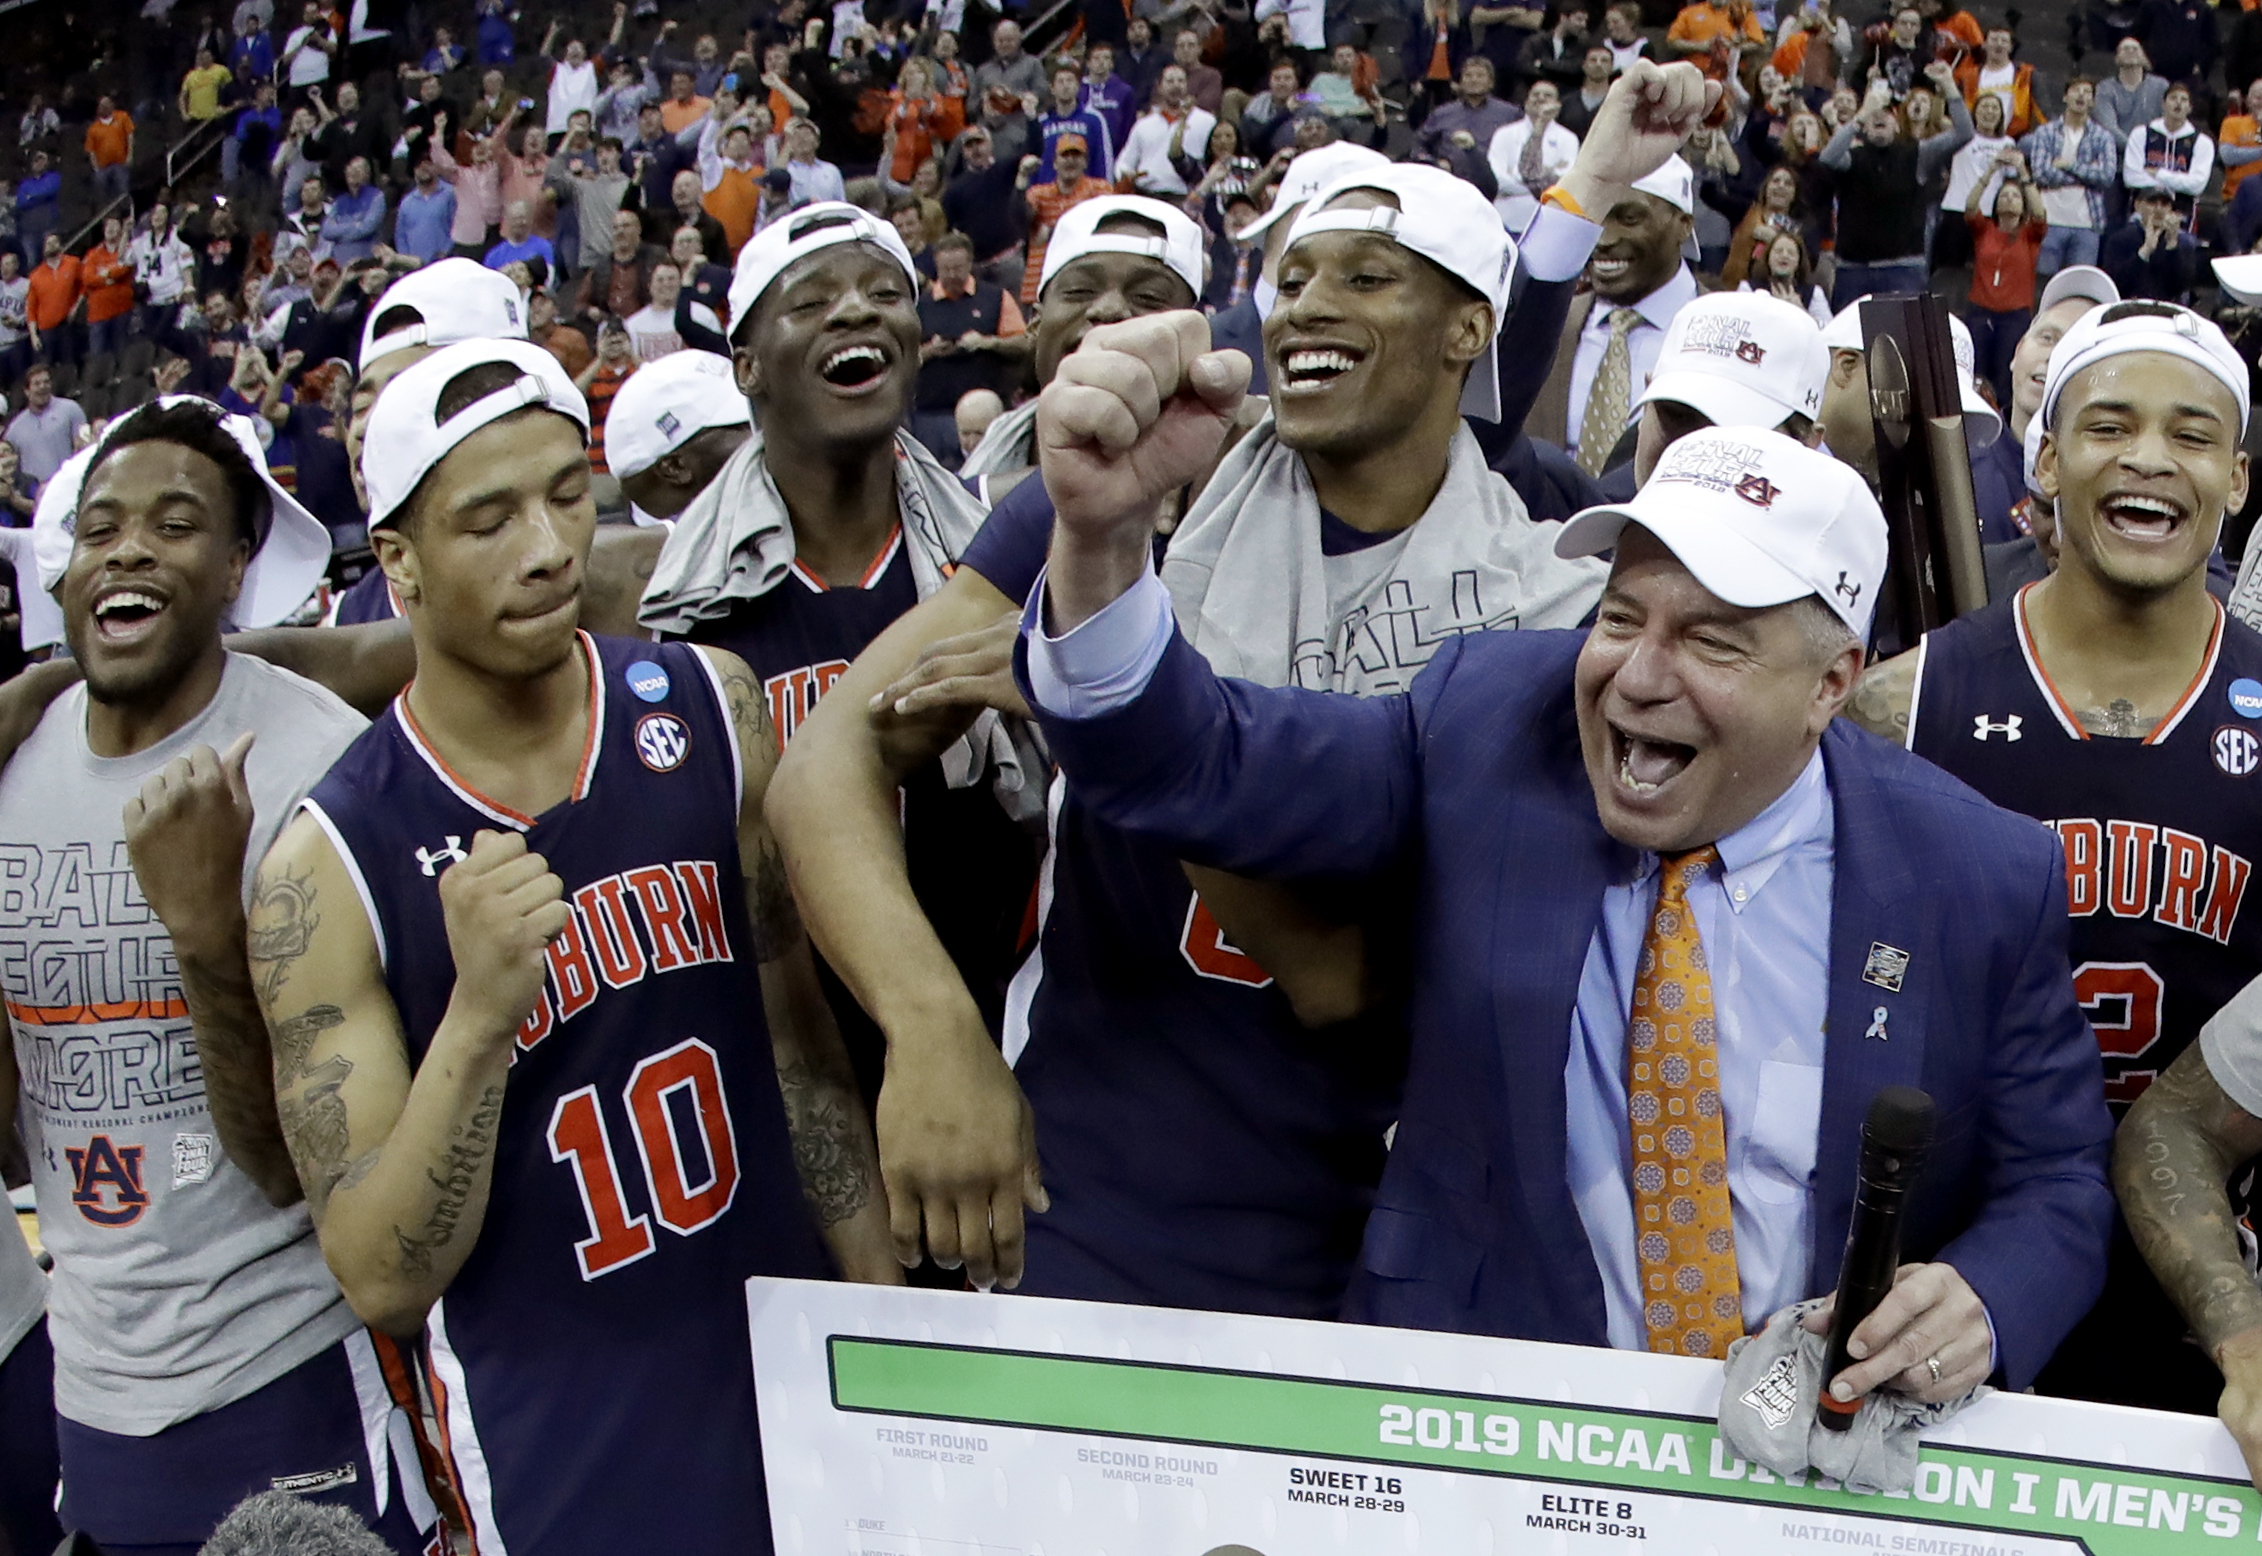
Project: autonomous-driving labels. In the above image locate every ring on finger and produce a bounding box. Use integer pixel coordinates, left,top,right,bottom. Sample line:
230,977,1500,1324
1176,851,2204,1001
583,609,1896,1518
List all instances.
1926,1355,1942,1386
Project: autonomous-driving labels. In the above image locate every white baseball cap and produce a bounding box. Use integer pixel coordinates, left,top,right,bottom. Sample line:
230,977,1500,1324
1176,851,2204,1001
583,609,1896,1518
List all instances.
1236,141,1392,239
359,258,528,371
1555,424,1888,639
605,350,750,480
33,396,334,628
1036,194,1205,302
2214,254,2262,305
1819,296,2002,446
725,201,918,341
362,338,590,528
1635,290,1827,430
1281,160,1517,421
2040,297,2250,433
1632,155,1696,216
2036,264,2119,317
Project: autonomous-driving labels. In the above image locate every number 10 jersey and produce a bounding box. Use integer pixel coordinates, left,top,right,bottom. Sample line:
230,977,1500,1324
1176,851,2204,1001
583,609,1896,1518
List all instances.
303,633,830,1555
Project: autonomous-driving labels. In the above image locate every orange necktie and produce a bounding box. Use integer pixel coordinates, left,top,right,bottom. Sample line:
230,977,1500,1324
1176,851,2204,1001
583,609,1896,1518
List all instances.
1627,847,1742,1357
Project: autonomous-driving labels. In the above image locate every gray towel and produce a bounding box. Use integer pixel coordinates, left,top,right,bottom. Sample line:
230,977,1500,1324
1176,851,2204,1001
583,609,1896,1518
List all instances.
1160,413,1606,695
636,425,1045,822
1718,1298,1983,1495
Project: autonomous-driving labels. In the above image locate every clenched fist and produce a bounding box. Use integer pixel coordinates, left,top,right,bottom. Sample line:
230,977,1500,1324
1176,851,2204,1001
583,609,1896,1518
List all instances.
124,731,256,962
438,830,571,1040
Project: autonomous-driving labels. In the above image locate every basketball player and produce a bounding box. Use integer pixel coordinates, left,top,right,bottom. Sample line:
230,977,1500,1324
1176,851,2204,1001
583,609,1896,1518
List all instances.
959,196,1206,487
638,203,1045,1113
331,259,660,638
252,339,894,1554
0,399,430,1553
1849,301,2262,1414
766,61,1716,1305
607,349,751,523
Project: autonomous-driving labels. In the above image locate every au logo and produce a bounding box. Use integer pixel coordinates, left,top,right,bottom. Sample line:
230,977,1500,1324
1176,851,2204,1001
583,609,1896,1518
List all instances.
636,712,691,772
1733,473,1779,508
1735,339,1766,366
66,1135,150,1226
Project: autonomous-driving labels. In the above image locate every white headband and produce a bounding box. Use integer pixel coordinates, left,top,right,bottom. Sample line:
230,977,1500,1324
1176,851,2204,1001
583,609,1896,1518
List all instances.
2041,303,2251,434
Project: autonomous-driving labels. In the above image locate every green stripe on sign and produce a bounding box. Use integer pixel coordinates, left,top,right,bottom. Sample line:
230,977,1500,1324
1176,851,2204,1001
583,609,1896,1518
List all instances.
828,1336,2260,1554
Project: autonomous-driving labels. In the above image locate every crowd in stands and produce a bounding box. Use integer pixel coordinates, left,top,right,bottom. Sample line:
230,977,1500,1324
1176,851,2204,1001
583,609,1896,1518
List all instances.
0,0,2250,568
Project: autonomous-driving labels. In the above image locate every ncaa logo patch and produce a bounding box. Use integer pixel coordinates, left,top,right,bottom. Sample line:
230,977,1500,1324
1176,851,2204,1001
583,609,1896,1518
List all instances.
636,712,691,771
626,659,671,703
2232,677,2262,719
2216,724,2261,776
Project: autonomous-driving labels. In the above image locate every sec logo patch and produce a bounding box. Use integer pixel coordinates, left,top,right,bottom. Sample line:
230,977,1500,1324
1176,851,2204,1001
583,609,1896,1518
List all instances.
636,712,691,772
2215,724,2260,777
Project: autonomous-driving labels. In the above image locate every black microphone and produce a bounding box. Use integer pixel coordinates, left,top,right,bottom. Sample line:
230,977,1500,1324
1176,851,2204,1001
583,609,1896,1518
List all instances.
1816,1085,1935,1432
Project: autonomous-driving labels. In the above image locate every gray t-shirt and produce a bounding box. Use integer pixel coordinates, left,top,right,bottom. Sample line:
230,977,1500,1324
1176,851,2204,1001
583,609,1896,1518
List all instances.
0,653,367,1434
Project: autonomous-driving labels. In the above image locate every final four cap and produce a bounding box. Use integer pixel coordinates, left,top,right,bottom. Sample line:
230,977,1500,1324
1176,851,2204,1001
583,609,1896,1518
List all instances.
33,396,334,628
725,200,919,341
1035,194,1206,301
362,338,591,528
2041,297,2252,433
1555,425,1889,640
1282,160,1517,421
605,350,750,480
1631,154,1696,215
1818,296,2002,446
1635,290,1828,430
1234,140,1391,238
358,258,528,371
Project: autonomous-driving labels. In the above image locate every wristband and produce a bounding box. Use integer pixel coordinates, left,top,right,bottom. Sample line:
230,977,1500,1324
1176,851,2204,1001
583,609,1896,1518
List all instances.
1539,183,1586,218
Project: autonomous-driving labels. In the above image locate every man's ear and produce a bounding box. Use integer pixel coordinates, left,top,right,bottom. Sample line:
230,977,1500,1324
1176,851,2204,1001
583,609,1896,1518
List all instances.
371,526,420,604
733,345,760,400
2035,427,2059,502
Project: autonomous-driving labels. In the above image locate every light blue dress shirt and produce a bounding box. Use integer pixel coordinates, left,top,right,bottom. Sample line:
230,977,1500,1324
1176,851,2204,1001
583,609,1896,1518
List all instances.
1567,749,1832,1348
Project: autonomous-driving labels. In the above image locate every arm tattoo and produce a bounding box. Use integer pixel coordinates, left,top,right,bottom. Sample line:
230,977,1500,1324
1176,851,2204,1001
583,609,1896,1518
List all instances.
748,832,802,964
720,661,782,760
1846,658,1914,746
2115,1048,2262,1357
273,1003,356,1213
249,865,321,1008
777,1058,873,1227
391,1082,505,1279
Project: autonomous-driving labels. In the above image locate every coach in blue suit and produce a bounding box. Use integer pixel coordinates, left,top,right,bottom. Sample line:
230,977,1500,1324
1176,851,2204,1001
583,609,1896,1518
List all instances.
1015,313,2114,1405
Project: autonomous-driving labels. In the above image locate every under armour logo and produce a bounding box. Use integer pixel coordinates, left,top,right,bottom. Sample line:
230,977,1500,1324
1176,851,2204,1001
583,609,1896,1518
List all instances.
1734,472,1779,508
416,836,468,875
1835,571,1861,606
1973,714,2023,742
1735,339,1765,366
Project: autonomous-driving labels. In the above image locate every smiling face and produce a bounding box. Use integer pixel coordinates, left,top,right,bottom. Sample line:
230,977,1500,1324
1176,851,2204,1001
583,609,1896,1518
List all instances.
1576,527,1860,853
1034,244,1194,383
1266,190,1491,460
378,408,593,677
1973,93,2004,137
1590,191,1690,303
2041,351,2249,600
1766,232,1801,278
739,243,921,450
63,440,249,707
647,260,682,308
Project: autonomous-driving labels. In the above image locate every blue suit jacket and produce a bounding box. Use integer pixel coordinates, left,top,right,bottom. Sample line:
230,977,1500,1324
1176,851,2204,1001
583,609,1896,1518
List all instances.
1034,626,2115,1389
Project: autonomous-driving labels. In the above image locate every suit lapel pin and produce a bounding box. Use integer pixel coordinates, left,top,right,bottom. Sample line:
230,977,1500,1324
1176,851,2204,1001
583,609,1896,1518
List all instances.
1866,1006,1890,1042
1862,941,1910,993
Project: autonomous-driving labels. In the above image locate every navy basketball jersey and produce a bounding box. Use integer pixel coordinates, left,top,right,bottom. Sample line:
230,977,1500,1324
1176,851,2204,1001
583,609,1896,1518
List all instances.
327,567,402,627
303,633,830,1555
1911,586,2262,1111
675,529,1040,1102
